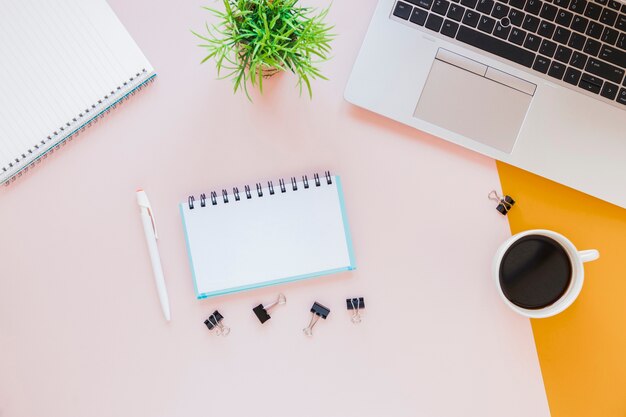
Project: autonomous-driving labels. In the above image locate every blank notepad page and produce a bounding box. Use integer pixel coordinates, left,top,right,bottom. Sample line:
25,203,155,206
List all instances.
0,0,154,182
180,175,356,298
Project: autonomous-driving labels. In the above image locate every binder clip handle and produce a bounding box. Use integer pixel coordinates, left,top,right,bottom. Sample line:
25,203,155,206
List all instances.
346,297,365,324
488,190,515,216
204,310,230,336
303,302,330,337
303,315,320,336
253,293,287,324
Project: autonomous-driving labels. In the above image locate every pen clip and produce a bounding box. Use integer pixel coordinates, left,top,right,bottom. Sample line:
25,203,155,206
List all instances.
147,206,158,239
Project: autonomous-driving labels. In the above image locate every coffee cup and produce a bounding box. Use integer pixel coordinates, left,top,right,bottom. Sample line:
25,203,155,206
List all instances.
493,229,599,319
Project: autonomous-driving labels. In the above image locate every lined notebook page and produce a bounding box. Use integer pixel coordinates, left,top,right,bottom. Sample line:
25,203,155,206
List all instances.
180,176,356,298
0,0,153,182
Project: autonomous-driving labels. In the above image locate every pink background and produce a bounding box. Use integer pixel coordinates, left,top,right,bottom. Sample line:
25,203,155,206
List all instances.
0,1,550,416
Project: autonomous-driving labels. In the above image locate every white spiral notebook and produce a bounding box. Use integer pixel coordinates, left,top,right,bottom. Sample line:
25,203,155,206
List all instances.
180,172,356,299
0,0,155,184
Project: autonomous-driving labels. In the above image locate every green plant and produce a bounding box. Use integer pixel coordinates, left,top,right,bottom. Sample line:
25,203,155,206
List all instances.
192,0,334,99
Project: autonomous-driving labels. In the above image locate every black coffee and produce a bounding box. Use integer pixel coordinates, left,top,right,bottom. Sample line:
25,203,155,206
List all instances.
499,235,572,310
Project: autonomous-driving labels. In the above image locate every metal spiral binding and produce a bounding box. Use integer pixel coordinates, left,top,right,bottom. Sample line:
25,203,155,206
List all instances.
2,69,155,186
187,171,334,209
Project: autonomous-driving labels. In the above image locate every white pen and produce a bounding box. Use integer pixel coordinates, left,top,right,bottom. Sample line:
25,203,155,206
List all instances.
136,189,171,321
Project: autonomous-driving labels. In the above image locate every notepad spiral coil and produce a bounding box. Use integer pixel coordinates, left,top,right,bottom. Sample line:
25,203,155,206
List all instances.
2,69,156,186
187,171,334,210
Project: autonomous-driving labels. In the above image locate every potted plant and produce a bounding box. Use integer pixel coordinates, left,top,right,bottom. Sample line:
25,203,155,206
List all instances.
192,0,334,99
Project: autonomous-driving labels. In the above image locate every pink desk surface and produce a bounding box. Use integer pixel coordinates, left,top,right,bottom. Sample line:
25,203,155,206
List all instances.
0,1,550,416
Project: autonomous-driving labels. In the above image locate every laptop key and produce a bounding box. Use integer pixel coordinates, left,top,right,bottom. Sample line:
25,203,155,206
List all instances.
540,3,558,20
570,51,588,68
456,25,536,67
509,9,526,26
548,61,567,78
564,67,582,84
477,0,495,14
586,22,605,39
583,38,601,56
463,9,481,27
525,0,543,15
426,13,445,30
509,0,526,9
432,0,451,15
600,81,619,99
581,73,603,85
554,45,573,62
617,88,626,105
533,55,551,72
608,0,621,10
540,39,558,56
584,2,602,20
579,79,602,93
579,73,603,93
448,4,466,21
602,27,619,44
568,32,587,50
585,57,625,83
553,27,572,44
492,3,510,18
407,0,434,8
524,33,543,51
556,9,574,26
617,14,626,31
478,15,497,32
410,7,429,24
393,1,413,19
441,19,460,36
461,0,478,8
494,22,512,38
599,45,626,67
523,15,541,31
538,21,556,37
571,16,589,33
569,0,587,13
510,27,528,44
600,8,618,25
618,33,625,50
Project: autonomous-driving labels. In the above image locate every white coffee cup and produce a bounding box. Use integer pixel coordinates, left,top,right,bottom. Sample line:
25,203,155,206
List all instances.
493,229,599,319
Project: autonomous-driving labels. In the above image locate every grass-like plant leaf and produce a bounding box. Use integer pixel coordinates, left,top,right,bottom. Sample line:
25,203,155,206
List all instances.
193,0,334,100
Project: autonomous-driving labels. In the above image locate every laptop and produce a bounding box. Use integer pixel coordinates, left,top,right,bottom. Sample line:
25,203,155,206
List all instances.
345,0,626,208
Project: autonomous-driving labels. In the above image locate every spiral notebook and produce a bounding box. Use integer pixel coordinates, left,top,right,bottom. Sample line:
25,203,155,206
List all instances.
0,0,155,184
180,172,356,299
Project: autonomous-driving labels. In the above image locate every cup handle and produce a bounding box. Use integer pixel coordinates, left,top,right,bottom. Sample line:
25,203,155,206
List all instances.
579,249,600,263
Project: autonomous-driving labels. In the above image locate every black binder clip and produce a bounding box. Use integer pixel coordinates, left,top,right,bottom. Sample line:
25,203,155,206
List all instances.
303,302,330,336
253,293,287,324
488,190,515,215
346,297,365,324
204,310,230,336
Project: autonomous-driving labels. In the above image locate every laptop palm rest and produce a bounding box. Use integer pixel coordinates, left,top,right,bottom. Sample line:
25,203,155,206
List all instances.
414,49,535,154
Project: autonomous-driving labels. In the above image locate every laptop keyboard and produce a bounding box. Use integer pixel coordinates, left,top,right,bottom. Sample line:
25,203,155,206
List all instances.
392,0,626,107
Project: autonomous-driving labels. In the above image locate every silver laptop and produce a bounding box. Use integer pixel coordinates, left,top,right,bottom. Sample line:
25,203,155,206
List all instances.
346,0,626,208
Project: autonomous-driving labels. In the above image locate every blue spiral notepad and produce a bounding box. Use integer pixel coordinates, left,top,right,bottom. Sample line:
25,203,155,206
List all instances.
180,172,356,299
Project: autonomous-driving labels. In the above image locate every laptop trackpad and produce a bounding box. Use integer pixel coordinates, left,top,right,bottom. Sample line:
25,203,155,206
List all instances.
414,52,534,154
